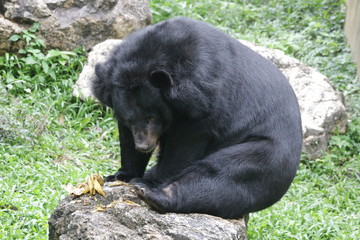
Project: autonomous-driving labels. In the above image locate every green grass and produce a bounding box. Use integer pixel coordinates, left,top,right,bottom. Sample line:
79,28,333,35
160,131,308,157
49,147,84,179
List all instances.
1,0,359,239
0,25,120,239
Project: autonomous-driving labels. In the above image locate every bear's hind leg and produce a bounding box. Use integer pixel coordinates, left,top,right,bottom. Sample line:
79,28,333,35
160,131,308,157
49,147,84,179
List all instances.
131,141,299,218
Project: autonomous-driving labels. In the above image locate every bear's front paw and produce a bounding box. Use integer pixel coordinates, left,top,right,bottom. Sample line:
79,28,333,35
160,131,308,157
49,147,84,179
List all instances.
104,171,134,182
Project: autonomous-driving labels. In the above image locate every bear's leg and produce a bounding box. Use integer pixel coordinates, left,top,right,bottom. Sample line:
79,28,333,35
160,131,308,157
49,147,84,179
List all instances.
105,122,153,182
132,140,298,218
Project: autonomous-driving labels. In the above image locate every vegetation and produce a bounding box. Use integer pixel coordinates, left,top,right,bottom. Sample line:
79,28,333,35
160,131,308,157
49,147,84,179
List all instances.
0,0,359,239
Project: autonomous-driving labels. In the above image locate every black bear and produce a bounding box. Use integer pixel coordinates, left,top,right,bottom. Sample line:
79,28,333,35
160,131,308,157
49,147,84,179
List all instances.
92,17,302,218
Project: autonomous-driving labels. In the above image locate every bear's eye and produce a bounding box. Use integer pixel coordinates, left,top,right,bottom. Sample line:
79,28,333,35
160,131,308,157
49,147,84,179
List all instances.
146,118,154,123
146,117,159,123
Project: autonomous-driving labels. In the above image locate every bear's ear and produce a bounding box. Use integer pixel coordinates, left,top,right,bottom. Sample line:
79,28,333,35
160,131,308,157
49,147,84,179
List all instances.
93,63,113,108
150,69,174,89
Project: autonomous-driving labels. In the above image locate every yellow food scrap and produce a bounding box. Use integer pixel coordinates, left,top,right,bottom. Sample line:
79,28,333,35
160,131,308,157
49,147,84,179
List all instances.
93,178,106,197
106,199,124,208
64,174,106,197
64,183,86,197
108,181,130,187
124,200,140,206
92,206,106,213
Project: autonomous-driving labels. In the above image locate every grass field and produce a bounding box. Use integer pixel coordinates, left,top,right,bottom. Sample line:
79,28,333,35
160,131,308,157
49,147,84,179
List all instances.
0,0,359,239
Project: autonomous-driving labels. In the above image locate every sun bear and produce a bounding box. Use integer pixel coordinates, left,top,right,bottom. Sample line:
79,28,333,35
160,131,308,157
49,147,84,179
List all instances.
92,17,302,218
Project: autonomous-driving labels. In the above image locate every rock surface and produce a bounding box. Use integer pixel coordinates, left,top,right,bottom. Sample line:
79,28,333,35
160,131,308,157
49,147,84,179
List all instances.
74,39,348,158
0,0,151,53
48,183,248,240
73,39,122,99
0,15,26,53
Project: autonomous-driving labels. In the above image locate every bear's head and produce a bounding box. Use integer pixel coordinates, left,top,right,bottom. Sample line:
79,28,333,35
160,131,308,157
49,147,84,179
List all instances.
93,61,174,153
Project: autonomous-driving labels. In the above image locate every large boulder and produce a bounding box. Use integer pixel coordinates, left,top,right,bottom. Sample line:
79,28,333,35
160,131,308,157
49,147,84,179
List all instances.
0,0,151,53
0,15,26,53
74,39,348,158
73,39,122,99
48,183,248,240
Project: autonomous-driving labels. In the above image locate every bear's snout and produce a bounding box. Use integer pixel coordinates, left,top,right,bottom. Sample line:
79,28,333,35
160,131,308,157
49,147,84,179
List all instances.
132,128,158,153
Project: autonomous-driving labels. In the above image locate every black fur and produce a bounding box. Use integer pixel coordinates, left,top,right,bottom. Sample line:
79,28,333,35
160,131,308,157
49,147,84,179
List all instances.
92,17,302,218
0,0,7,15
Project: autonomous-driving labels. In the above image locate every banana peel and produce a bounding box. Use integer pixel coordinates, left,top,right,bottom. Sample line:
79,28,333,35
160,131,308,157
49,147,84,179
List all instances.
64,174,106,197
64,177,141,213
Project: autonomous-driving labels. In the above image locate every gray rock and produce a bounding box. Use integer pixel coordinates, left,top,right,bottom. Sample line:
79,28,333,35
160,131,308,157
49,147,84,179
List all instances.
73,39,123,99
48,183,248,240
0,16,24,53
74,39,348,158
0,0,151,53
